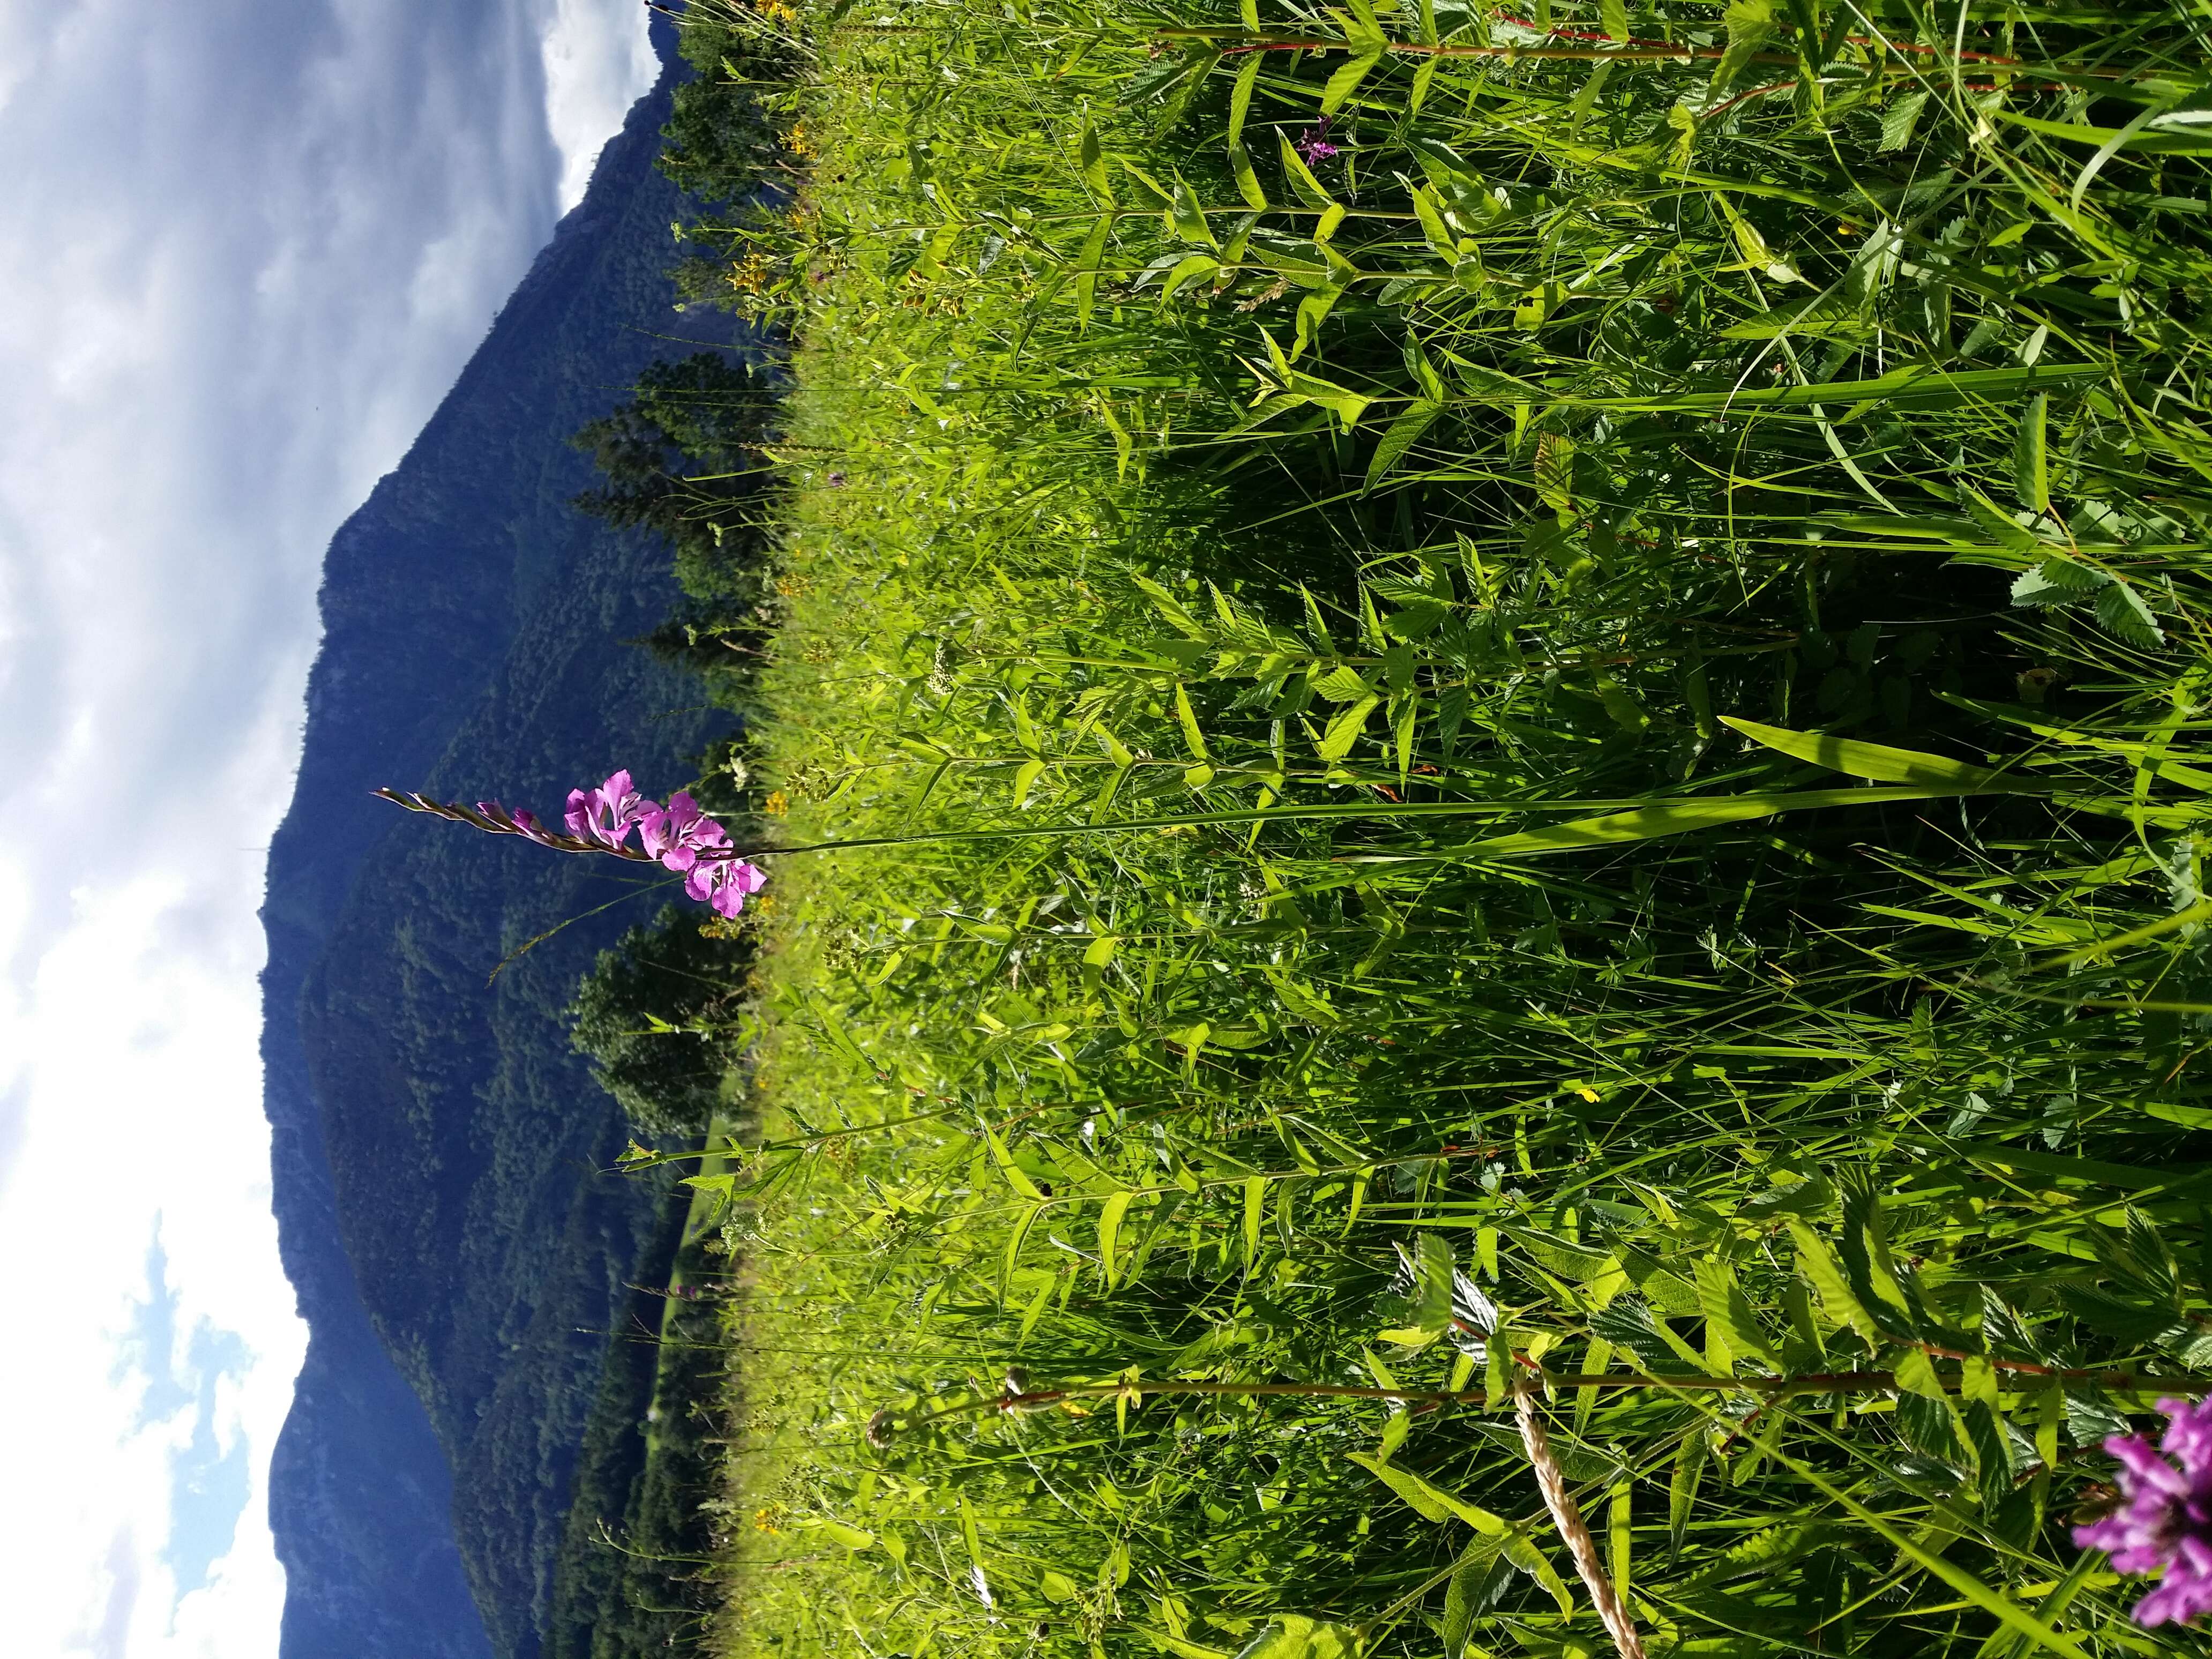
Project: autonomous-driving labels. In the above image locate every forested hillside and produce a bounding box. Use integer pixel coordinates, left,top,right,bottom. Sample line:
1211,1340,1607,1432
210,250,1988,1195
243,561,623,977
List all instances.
260,19,751,1657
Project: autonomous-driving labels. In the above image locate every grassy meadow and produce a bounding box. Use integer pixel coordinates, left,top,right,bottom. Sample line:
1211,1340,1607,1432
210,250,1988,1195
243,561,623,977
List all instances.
614,2,2212,1655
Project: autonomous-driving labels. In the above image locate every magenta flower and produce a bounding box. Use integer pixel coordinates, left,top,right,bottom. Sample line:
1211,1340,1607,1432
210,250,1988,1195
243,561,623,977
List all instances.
1295,118,1339,166
640,791,722,872
2075,1396,2212,1626
694,856,767,919
565,769,648,848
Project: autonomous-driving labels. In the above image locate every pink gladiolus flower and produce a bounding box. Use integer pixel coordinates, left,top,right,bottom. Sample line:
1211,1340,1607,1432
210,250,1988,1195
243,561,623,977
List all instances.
697,856,767,919
2075,1396,2212,1626
565,769,648,848
640,791,724,873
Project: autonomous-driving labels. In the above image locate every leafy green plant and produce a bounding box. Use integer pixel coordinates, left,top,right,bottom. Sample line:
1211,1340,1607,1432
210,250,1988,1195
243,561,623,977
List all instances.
581,1,2212,1655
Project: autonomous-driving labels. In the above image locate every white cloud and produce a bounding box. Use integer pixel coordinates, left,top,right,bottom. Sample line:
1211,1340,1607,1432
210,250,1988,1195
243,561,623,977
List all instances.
543,0,665,210
0,0,656,1651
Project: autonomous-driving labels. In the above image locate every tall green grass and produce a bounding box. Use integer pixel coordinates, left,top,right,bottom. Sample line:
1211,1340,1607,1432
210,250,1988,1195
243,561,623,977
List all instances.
661,3,2212,1656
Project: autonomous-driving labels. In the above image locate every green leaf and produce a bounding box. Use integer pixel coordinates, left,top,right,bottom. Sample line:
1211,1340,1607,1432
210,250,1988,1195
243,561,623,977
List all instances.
1787,1222,1881,1343
1228,53,1261,142
1600,0,1628,41
1174,683,1211,761
1316,696,1380,763
2016,391,2050,514
1170,179,1216,248
1231,1617,1362,1659
1228,138,1267,211
1320,49,1384,117
1694,1257,1781,1369
1099,1189,1133,1287
1364,401,1440,492
1073,214,1111,328
1713,0,1776,88
1004,1198,1049,1292
1668,1425,1707,1553
1411,185,1454,258
816,1519,877,1551
1501,1534,1574,1615
984,1126,1044,1198
1722,717,2038,793
1078,117,1112,203
2096,578,2165,647
1277,132,1338,211
2012,555,2108,607
1880,91,1929,153
1462,788,1951,858
1443,1539,1508,1659
1346,1452,1510,1531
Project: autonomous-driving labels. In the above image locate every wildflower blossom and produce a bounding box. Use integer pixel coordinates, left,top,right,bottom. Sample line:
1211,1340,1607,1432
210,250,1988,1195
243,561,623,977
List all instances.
1295,118,1339,166
692,853,767,920
639,790,721,872
565,769,648,848
2075,1396,2212,1626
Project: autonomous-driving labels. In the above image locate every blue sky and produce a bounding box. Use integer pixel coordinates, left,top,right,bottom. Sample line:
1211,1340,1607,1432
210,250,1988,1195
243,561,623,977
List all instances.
0,0,658,1651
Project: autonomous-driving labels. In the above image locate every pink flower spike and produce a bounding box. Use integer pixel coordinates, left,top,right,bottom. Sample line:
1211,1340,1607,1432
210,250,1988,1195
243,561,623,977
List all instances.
2076,1396,2212,1626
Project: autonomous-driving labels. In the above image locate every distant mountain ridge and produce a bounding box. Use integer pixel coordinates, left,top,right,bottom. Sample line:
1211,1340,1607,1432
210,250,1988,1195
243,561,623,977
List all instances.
260,23,734,1657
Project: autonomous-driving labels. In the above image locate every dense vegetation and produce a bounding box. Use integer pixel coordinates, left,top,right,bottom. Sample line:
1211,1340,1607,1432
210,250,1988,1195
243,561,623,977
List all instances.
545,1,2212,1656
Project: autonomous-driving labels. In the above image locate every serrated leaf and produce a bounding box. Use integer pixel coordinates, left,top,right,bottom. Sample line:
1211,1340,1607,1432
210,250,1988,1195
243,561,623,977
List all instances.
1316,696,1380,763
1320,48,1384,117
1880,92,1929,152
1713,0,1775,88
1787,1222,1881,1343
1228,51,1261,142
1694,1257,1782,1368
2096,578,2165,646
1534,431,1575,518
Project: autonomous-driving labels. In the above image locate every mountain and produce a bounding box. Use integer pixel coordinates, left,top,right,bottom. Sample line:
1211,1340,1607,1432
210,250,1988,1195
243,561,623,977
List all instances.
260,23,736,1658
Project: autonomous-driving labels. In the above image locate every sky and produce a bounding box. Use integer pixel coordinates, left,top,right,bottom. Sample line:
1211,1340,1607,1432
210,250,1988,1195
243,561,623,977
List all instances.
0,0,660,1651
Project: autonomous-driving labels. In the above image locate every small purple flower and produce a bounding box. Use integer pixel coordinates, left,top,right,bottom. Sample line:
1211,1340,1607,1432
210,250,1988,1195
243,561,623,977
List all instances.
2075,1396,2212,1626
1295,117,1339,166
565,769,648,848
